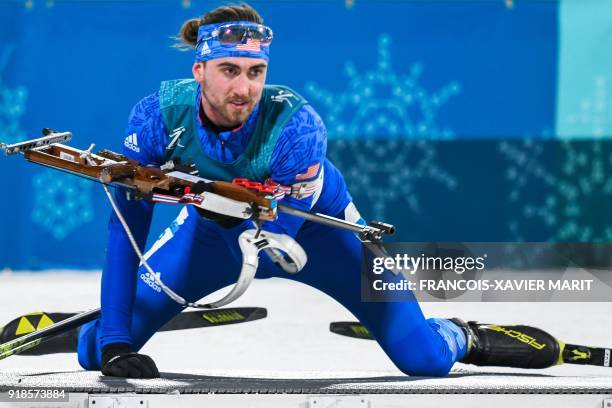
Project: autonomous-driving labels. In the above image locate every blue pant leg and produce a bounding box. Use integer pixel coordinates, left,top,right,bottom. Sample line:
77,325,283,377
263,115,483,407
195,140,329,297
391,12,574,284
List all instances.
290,214,464,376
77,207,242,370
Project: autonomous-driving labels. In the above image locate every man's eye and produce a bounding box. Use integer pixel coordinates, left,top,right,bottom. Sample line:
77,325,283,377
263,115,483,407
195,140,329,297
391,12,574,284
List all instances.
224,68,237,75
250,69,263,76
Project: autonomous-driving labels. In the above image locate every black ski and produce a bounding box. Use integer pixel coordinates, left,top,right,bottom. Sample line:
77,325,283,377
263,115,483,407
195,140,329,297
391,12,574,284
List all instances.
330,321,374,340
159,307,266,331
562,343,612,368
0,309,101,360
330,321,612,368
0,307,266,359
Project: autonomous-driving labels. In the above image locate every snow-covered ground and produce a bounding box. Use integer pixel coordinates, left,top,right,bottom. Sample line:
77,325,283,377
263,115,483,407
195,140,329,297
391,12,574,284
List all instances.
0,271,611,378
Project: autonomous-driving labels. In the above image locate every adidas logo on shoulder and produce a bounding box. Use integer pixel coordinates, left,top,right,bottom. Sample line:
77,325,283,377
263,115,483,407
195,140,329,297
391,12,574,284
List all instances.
124,132,140,153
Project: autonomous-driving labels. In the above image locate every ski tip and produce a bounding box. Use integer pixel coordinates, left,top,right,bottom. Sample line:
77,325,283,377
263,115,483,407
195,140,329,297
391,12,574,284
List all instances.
330,321,374,340
562,343,612,368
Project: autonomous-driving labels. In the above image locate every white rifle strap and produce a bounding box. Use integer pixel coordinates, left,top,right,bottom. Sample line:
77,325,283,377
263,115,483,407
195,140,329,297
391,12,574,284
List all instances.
202,229,307,308
103,179,307,310
257,230,307,274
258,230,307,274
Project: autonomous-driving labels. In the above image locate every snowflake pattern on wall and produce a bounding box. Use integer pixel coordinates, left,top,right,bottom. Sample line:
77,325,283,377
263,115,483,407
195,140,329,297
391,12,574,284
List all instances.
328,139,457,220
564,75,612,138
306,34,460,219
31,170,95,240
305,34,460,140
0,46,28,145
500,139,612,242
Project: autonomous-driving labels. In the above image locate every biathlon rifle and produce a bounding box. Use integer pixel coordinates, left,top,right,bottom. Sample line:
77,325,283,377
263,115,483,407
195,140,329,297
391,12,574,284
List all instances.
0,129,395,242
1,129,395,309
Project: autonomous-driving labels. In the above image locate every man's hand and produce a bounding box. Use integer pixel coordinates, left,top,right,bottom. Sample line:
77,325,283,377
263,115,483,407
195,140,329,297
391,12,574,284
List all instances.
101,343,160,378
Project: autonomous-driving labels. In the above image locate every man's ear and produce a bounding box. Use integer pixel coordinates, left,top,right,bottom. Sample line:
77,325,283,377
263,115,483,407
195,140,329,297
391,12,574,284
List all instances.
192,62,206,83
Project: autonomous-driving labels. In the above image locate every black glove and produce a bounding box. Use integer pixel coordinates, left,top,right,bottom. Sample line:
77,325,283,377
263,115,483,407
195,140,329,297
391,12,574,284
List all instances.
191,181,245,228
101,343,160,378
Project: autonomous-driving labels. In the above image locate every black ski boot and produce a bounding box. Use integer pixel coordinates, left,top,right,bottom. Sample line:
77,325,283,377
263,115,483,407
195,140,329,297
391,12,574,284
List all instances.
450,318,561,369
0,312,78,355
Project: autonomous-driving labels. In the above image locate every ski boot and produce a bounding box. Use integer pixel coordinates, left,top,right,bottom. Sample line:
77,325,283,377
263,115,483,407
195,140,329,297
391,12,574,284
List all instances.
450,318,561,368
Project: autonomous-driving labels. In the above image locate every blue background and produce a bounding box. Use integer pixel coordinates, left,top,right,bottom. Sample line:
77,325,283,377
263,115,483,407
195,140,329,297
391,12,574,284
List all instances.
0,0,610,269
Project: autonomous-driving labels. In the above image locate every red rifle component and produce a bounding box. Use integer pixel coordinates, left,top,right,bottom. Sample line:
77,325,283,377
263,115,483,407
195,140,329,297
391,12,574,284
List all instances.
233,178,282,195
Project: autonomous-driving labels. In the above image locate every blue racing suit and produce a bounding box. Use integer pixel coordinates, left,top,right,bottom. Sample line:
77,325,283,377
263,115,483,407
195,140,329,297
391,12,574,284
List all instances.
76,81,466,376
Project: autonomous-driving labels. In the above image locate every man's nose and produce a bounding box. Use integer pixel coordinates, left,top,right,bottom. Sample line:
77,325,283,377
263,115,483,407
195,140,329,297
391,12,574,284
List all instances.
232,74,251,97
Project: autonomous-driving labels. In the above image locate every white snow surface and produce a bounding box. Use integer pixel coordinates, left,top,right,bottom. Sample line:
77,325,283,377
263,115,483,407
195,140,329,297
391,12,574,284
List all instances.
0,270,611,378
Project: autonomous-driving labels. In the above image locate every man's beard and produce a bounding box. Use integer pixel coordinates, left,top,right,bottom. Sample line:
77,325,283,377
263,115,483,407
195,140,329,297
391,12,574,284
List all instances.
202,89,255,128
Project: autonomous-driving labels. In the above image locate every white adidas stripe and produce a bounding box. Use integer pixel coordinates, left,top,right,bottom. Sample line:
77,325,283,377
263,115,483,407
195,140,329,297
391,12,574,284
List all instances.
127,133,138,145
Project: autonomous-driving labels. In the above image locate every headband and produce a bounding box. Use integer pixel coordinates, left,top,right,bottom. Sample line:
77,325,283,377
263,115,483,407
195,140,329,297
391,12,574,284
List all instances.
195,21,272,62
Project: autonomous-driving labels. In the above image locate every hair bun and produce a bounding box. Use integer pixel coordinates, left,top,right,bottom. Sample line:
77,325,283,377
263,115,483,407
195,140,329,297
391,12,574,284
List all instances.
178,18,200,48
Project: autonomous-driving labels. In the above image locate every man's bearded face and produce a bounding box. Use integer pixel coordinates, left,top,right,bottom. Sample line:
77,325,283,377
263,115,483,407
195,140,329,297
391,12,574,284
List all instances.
196,57,268,128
